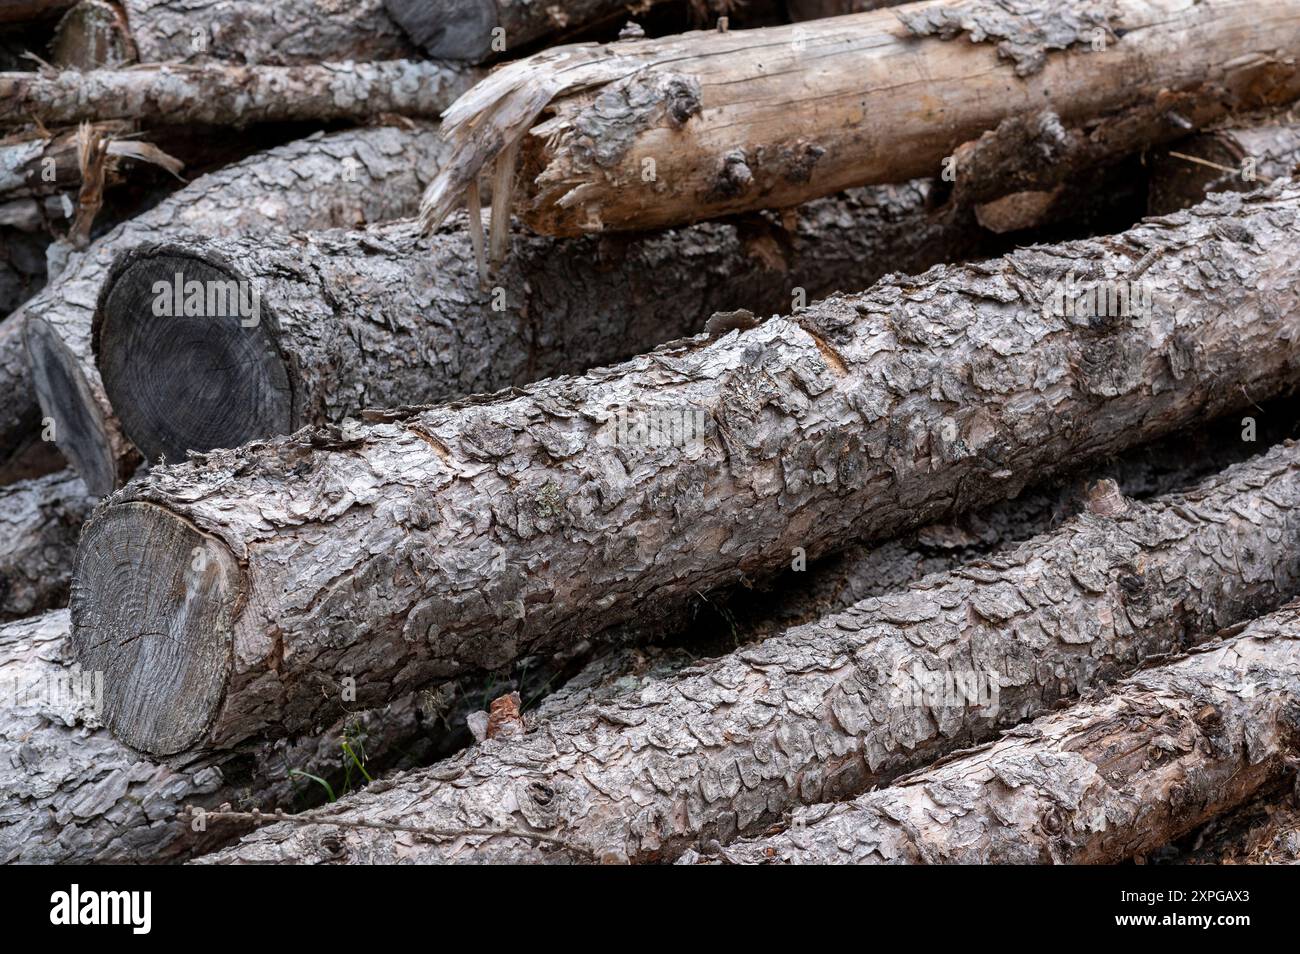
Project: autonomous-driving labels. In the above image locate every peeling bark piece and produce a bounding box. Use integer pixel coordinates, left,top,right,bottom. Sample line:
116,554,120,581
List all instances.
73,184,1300,758
0,610,445,863
1148,120,1300,215
0,59,478,127
197,441,1300,864
15,122,461,494
711,615,1300,865
420,0,1300,238
92,182,1000,469
121,0,417,65
0,469,92,620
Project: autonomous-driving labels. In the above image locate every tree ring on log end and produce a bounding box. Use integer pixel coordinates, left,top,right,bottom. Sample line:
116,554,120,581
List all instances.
24,316,118,498
71,501,242,757
97,251,294,466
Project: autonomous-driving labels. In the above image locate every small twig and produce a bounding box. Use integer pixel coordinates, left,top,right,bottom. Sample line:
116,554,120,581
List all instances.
1166,150,1274,184
185,805,595,858
1128,247,1162,280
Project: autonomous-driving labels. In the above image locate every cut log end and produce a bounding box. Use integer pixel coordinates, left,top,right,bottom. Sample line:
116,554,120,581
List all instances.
383,0,498,61
23,316,117,498
97,251,294,465
70,501,241,757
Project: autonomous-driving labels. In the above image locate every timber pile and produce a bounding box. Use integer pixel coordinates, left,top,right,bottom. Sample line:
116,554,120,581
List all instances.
2,0,1300,867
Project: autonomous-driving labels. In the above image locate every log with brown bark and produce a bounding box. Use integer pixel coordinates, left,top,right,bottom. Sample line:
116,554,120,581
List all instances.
0,59,479,128
11,122,460,493
89,183,1005,471
703,613,1300,865
0,610,446,863
50,0,135,70
197,441,1300,864
419,0,1300,242
120,0,417,65
70,184,1300,758
0,469,92,620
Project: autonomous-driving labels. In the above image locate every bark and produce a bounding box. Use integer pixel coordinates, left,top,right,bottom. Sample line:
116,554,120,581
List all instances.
198,440,1300,864
0,59,479,128
0,122,138,201
419,0,1300,238
704,617,1300,865
1148,120,1300,215
121,0,418,65
0,469,92,621
92,182,1005,469
0,225,47,317
0,0,76,22
0,610,447,863
70,184,1300,758
13,121,460,494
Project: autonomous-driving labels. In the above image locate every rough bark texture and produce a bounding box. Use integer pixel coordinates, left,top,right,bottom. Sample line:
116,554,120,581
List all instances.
72,184,1300,758
121,0,417,65
15,122,459,494
0,59,478,127
198,441,1300,864
92,182,1004,468
51,0,135,70
1148,119,1300,215
419,0,1300,237
0,469,92,621
0,610,450,863
704,617,1300,865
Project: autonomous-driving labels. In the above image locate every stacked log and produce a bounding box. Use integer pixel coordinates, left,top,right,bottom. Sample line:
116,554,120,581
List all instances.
198,441,1300,863
69,185,1300,758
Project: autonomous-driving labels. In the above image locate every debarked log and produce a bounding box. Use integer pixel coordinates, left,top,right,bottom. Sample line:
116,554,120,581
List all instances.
197,441,1300,864
419,0,1300,239
15,122,460,494
707,613,1300,865
121,0,417,66
70,183,1300,758
0,59,479,128
90,182,1002,469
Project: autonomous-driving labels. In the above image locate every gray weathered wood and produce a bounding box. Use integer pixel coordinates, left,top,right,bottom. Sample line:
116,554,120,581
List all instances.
707,612,1300,864
0,469,92,620
197,440,1300,863
15,122,463,494
71,184,1300,757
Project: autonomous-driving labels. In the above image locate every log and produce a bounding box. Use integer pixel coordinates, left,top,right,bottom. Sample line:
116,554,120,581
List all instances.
0,469,92,621
0,610,443,863
704,614,1300,865
419,0,1300,240
12,121,462,493
91,183,1003,470
50,0,135,70
120,0,417,66
70,183,1300,758
0,59,479,128
1148,119,1300,215
198,441,1300,864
